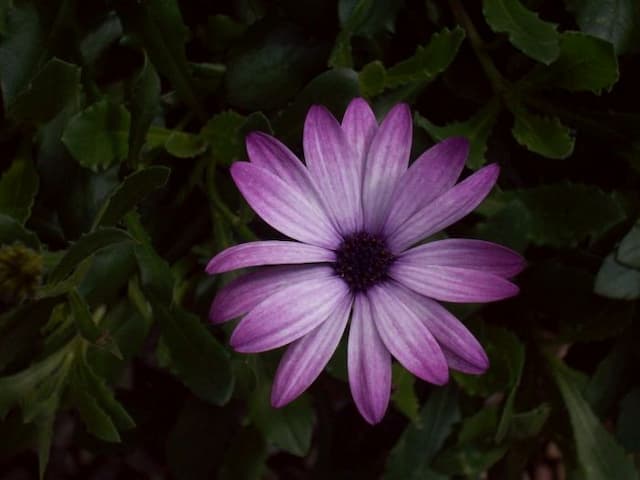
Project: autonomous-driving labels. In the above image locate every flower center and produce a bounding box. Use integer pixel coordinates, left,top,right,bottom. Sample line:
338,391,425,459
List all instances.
334,232,394,292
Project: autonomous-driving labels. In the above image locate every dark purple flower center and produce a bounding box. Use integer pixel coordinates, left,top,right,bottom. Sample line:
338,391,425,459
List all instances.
334,232,394,292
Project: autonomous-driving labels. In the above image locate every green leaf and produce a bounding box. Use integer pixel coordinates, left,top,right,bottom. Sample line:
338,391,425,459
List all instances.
617,388,640,452
527,31,619,93
93,166,171,229
0,214,40,249
62,100,131,171
385,385,460,480
506,404,551,440
618,223,640,268
568,0,640,54
415,99,501,169
152,302,233,405
475,199,532,252
128,55,161,164
547,355,638,480
0,2,43,106
248,382,314,457
219,427,267,480
510,183,626,247
358,60,386,97
391,363,419,422
7,57,81,123
146,126,207,158
511,108,575,159
594,253,640,300
385,26,465,88
115,0,204,119
48,228,133,284
0,155,39,223
483,0,560,64
225,26,324,110
585,339,633,416
200,111,248,166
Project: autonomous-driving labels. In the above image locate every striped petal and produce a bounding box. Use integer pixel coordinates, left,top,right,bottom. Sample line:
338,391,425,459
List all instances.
362,103,412,233
399,239,525,278
387,163,500,252
368,282,449,384
209,265,334,323
383,137,468,234
389,261,519,303
231,162,340,248
230,275,349,353
271,294,353,407
342,97,378,166
303,105,363,234
348,293,391,424
205,241,334,274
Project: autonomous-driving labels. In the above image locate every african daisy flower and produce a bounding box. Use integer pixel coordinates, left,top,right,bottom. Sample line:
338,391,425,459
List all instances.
206,98,524,424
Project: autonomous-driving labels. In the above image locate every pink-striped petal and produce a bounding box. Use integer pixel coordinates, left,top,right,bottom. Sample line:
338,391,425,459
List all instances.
362,103,412,233
389,261,519,303
246,132,321,202
368,283,449,384
391,286,489,374
209,265,334,323
230,275,349,353
399,238,525,278
342,97,377,165
231,162,340,248
383,137,468,234
205,241,334,274
387,163,500,252
303,106,363,234
271,294,353,407
348,293,391,424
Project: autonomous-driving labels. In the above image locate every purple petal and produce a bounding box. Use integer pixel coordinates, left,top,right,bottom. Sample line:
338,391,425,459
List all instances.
348,293,391,424
399,239,525,278
230,275,349,353
205,241,334,274
362,103,412,233
368,283,449,384
391,286,489,374
342,98,378,165
303,105,363,234
231,162,340,249
209,265,334,324
383,137,469,234
387,163,500,252
389,261,519,303
271,294,353,407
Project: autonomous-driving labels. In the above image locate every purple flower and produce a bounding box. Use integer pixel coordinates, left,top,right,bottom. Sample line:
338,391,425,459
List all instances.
206,99,524,424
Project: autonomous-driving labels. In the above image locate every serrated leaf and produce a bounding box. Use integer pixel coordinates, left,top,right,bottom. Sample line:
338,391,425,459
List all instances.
128,55,161,164
146,126,207,158
8,57,81,123
547,355,638,480
116,0,204,119
511,108,575,159
200,111,247,166
511,184,626,247
93,166,171,229
483,0,560,64
152,302,233,405
248,381,314,457
385,26,465,88
568,0,640,54
527,31,619,93
0,214,40,249
358,60,386,98
62,100,131,171
0,155,39,223
385,385,460,480
48,228,133,284
415,100,500,169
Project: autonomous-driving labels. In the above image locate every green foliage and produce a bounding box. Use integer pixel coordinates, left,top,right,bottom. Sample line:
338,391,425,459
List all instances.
0,0,639,477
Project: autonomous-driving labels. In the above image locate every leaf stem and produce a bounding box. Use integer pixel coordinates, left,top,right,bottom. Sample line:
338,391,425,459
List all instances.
449,0,509,94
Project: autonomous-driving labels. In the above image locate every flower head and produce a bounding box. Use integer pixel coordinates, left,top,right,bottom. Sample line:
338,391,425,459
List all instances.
206,99,524,424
